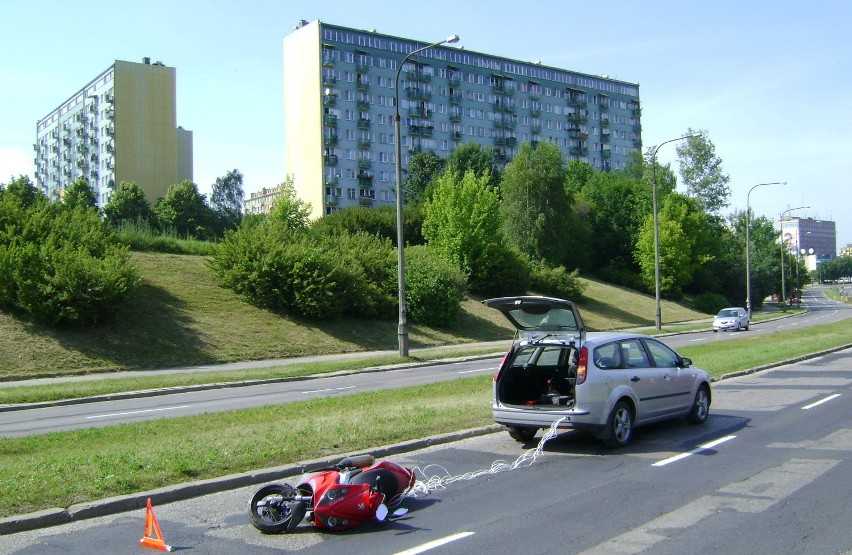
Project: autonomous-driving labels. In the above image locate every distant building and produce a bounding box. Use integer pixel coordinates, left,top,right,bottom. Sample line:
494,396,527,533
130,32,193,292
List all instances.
243,185,285,215
781,217,837,266
283,20,642,219
34,58,193,207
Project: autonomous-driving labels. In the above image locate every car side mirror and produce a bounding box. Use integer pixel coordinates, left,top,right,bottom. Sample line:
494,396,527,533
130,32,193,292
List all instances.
679,357,692,368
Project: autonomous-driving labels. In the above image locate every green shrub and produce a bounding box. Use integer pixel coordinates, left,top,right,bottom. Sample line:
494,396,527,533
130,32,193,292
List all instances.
693,292,730,315
468,243,531,296
402,245,466,325
0,187,140,325
530,261,585,300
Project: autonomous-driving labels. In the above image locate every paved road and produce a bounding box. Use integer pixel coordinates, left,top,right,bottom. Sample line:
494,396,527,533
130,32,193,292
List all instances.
1,285,849,437
3,346,849,554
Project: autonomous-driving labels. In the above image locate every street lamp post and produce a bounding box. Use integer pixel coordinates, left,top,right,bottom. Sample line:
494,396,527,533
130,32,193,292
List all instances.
745,182,785,317
648,135,694,330
779,205,808,311
394,34,459,357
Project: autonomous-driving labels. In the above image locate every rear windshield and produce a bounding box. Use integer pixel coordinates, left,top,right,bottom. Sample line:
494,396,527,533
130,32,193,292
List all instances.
507,306,579,331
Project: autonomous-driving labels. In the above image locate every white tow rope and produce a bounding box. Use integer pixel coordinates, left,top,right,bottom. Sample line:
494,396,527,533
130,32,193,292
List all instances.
407,417,567,497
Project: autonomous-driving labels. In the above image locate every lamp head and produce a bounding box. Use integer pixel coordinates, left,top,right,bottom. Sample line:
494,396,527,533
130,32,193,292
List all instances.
445,35,460,44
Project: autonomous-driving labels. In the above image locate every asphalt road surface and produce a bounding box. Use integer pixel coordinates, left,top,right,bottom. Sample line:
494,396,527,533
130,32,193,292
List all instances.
3,345,850,554
1,285,849,437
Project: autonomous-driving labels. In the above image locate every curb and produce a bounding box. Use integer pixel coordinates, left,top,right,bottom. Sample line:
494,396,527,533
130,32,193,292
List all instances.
0,424,503,535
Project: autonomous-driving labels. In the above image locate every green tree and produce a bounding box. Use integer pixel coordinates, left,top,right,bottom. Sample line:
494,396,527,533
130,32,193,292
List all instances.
403,151,444,204
820,256,852,282
269,177,312,231
210,169,244,234
635,193,712,298
500,142,570,266
445,142,501,191
63,178,98,210
423,169,503,292
153,180,213,238
103,181,154,227
676,128,731,214
0,175,44,208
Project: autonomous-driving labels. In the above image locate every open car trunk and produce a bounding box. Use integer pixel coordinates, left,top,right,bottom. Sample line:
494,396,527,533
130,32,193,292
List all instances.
497,344,577,409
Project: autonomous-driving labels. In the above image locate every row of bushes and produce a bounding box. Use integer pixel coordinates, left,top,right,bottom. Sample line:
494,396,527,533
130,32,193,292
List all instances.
210,220,466,324
0,179,140,325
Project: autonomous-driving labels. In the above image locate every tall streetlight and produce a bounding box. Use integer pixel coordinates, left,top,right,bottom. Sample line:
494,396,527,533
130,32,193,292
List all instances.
394,34,459,357
648,135,694,330
745,181,785,317
779,205,808,310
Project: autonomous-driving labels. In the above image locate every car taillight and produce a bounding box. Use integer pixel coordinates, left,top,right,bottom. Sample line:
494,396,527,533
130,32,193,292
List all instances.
576,346,588,385
494,348,513,381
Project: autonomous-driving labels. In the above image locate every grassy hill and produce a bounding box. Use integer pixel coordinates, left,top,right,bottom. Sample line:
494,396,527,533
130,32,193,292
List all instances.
0,252,709,380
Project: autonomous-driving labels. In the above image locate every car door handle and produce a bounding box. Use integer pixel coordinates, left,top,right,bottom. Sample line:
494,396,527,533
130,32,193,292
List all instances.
631,376,640,382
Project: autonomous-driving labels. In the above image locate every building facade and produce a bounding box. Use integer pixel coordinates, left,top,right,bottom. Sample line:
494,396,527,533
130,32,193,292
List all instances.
244,185,285,215
283,21,642,219
34,58,192,207
781,216,837,266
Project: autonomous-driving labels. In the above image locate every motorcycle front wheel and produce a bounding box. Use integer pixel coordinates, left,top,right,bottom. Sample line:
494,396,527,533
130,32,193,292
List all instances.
249,483,306,534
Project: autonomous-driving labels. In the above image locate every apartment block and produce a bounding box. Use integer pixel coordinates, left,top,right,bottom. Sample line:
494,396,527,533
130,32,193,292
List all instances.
34,58,192,207
283,20,642,219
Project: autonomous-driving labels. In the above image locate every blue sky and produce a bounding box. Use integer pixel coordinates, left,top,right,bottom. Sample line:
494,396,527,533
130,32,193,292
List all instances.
2,0,850,250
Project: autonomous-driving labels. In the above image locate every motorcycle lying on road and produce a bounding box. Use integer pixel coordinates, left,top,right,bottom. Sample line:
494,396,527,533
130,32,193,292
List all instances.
249,454,416,533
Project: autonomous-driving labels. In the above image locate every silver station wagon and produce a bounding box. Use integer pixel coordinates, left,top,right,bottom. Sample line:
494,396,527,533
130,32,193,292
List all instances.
484,296,712,447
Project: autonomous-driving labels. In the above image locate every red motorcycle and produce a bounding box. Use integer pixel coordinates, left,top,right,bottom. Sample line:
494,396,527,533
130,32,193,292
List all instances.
249,454,416,533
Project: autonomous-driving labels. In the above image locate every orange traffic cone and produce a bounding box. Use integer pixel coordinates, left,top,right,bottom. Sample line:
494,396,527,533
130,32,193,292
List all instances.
140,498,172,552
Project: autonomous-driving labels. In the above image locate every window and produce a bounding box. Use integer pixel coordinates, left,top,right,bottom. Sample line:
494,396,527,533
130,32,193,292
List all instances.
645,339,680,368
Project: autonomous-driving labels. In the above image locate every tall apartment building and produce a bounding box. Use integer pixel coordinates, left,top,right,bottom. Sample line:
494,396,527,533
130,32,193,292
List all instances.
34,58,193,207
283,20,642,219
781,216,837,262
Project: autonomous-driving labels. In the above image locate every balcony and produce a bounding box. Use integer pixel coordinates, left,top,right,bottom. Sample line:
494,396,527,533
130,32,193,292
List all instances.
359,196,374,206
601,149,612,159
567,114,588,125
358,139,372,150
358,159,372,169
601,132,611,143
493,150,507,162
326,195,339,206
450,131,462,141
324,115,338,127
531,125,541,135
322,76,337,86
570,147,589,156
324,176,339,186
358,174,374,187
323,95,338,107
323,135,338,146
356,63,369,73
322,57,335,68
449,78,461,88
357,100,370,111
505,137,518,147
324,154,338,166
568,98,587,108
530,109,541,118
357,118,371,129
449,113,461,123
449,92,462,105
356,80,370,92
494,137,505,146
601,119,610,128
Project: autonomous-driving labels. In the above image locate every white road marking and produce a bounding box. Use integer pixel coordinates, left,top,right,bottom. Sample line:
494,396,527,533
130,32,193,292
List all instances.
458,368,490,374
581,458,839,555
394,532,475,555
802,393,841,410
652,435,736,467
302,386,356,394
86,405,191,419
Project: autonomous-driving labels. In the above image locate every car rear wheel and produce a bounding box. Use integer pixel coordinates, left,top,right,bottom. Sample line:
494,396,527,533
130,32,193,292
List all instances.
601,401,633,448
507,426,538,442
687,386,710,424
